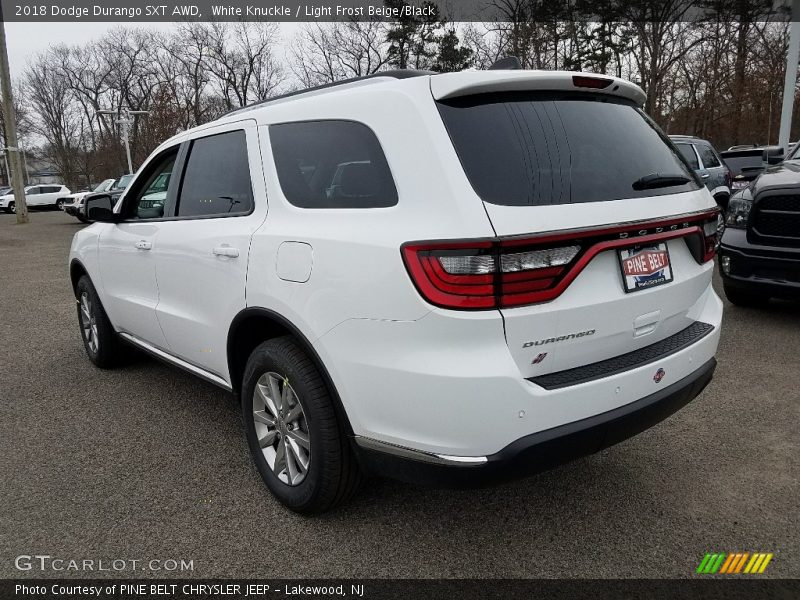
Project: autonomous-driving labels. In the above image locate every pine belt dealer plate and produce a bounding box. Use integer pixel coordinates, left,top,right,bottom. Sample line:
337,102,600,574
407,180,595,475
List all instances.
618,243,673,293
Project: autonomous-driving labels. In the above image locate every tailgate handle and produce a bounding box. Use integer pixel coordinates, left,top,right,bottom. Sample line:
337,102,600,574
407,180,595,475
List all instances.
633,310,661,338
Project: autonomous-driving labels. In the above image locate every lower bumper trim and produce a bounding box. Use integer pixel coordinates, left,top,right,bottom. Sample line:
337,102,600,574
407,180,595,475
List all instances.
356,358,716,488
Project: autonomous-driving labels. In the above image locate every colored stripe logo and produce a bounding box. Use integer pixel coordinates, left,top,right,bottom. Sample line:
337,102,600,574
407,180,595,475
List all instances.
696,552,773,574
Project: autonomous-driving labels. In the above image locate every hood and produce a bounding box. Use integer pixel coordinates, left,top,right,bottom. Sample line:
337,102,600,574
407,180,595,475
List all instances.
749,161,800,193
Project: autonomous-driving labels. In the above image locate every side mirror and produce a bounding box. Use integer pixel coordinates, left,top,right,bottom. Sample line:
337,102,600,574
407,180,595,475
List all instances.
85,193,119,223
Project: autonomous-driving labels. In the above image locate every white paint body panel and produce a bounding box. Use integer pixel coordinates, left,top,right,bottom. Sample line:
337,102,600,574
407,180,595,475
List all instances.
69,69,722,460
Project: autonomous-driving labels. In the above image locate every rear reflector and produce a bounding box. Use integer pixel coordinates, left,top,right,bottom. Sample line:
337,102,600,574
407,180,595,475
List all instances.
572,75,613,89
402,209,720,310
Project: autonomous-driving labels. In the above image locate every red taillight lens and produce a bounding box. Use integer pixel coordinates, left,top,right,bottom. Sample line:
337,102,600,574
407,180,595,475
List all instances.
402,242,497,309
702,212,722,262
402,210,719,310
572,75,613,89
402,241,581,310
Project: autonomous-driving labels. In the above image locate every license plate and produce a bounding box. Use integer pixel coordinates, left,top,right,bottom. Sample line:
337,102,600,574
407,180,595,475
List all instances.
732,180,749,189
618,243,673,293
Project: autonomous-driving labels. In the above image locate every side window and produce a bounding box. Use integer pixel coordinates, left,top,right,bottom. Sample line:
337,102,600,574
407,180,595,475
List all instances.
697,144,721,168
270,120,398,209
176,130,253,217
27,187,40,195
126,149,177,220
676,143,699,170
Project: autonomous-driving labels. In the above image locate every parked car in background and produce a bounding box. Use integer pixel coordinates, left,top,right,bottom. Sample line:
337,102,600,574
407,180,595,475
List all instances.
671,135,731,208
720,147,776,192
0,184,71,213
70,175,134,223
71,68,722,513
0,186,10,197
720,142,800,306
61,179,116,214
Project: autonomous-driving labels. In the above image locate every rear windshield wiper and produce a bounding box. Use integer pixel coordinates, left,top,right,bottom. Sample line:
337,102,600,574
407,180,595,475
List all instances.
632,173,692,191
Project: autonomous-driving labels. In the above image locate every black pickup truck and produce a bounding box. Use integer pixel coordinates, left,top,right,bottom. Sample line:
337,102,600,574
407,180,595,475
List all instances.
719,145,800,306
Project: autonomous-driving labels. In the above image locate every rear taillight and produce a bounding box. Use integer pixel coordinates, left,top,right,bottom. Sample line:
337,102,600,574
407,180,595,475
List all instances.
402,209,720,310
702,212,722,262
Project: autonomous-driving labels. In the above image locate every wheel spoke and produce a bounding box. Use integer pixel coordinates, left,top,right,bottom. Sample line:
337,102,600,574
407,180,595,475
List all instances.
256,382,280,420
253,410,275,427
257,429,277,448
287,429,310,450
268,374,285,414
285,441,300,482
273,438,286,476
285,402,303,424
287,437,309,471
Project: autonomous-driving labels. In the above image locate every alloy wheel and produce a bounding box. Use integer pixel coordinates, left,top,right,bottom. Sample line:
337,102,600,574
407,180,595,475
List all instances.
79,292,99,353
253,372,311,486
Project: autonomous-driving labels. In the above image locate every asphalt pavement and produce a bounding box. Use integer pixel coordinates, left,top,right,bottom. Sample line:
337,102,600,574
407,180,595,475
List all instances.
1,210,797,578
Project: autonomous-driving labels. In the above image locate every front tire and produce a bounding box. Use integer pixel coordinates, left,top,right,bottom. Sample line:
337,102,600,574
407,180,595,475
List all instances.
75,275,123,368
242,336,361,514
8,201,15,214
723,282,770,307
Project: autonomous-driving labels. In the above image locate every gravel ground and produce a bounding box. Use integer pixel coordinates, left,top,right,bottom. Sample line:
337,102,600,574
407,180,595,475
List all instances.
1,210,797,579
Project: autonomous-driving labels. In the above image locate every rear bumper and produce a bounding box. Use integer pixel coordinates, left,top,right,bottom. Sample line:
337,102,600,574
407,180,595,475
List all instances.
356,358,716,487
719,228,800,299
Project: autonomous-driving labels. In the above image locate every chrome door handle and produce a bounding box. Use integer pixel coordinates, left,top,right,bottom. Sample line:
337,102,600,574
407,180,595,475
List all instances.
701,173,710,179
135,240,152,250
213,245,239,258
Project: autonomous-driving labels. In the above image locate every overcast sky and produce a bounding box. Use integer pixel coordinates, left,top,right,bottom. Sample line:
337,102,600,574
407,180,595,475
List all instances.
4,22,302,77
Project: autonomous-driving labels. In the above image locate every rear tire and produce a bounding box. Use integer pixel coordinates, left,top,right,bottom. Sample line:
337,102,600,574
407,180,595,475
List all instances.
723,283,770,307
8,201,15,214
75,275,124,368
242,336,361,514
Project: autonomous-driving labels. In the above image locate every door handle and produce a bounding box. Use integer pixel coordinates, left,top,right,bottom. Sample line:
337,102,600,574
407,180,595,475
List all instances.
213,245,239,258
134,240,152,250
701,172,710,179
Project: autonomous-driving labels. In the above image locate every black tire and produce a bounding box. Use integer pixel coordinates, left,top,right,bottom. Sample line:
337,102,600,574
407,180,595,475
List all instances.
242,336,361,514
56,199,66,210
8,201,15,214
77,214,88,224
723,283,770,307
75,275,124,368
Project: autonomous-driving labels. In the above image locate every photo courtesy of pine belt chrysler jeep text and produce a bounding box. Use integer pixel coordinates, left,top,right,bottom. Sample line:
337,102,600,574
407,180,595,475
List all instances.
70,67,723,514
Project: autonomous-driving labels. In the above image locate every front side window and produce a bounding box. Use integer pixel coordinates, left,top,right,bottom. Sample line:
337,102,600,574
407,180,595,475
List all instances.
269,120,398,209
437,92,699,206
176,130,253,218
126,150,177,220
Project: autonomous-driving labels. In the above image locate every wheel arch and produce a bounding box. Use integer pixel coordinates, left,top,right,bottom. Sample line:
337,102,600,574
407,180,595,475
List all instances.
69,259,89,298
227,307,354,436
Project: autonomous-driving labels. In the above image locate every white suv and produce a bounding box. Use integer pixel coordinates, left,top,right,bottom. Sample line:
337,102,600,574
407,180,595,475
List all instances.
70,69,722,513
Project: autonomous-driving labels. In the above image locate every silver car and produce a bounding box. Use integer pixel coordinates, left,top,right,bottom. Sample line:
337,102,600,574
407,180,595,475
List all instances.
670,135,731,208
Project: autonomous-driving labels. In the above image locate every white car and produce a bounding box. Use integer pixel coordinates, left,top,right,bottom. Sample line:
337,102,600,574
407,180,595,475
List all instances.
1,184,71,213
60,179,116,213
69,67,722,514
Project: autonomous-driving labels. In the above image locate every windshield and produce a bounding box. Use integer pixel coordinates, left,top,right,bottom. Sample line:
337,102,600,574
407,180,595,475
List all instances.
437,92,698,206
720,151,765,177
115,175,134,190
93,179,114,192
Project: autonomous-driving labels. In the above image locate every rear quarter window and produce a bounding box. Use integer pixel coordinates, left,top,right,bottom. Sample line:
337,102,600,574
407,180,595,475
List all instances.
437,92,698,206
269,120,398,209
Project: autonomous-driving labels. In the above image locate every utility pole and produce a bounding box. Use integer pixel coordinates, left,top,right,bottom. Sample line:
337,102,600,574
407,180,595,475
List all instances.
0,4,28,223
779,0,800,153
97,109,149,174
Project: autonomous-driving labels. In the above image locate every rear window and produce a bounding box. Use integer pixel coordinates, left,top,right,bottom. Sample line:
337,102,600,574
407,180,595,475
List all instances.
269,120,398,209
437,92,698,206
720,151,765,177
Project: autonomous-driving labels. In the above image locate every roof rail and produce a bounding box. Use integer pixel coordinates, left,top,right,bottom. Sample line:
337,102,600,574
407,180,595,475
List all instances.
221,69,434,119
